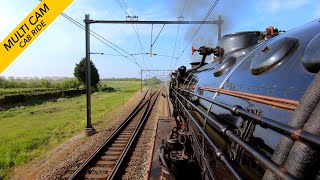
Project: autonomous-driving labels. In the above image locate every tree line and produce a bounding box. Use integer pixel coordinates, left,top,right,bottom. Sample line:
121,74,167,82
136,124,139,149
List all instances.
1,57,163,90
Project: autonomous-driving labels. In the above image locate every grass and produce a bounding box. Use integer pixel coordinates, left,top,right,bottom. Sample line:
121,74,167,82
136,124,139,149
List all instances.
100,80,142,91
0,81,141,179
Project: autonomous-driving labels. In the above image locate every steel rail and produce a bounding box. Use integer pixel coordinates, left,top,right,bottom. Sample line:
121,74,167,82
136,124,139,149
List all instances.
172,89,294,180
174,92,242,180
178,88,320,148
68,88,157,180
108,88,161,179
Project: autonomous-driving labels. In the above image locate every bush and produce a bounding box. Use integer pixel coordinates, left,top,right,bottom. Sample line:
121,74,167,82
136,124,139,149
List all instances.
0,89,86,108
99,84,116,92
60,78,81,90
39,78,53,88
62,89,86,97
0,94,26,106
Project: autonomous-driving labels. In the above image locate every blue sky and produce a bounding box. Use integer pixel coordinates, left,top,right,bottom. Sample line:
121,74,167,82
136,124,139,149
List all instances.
0,0,319,79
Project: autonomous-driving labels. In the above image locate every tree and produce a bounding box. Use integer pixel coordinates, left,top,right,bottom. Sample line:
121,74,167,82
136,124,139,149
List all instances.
74,57,100,88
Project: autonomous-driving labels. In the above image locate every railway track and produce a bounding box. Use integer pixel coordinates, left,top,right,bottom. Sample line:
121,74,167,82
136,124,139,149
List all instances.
67,87,160,180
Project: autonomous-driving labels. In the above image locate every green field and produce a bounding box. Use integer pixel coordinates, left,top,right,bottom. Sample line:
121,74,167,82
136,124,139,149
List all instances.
0,81,141,179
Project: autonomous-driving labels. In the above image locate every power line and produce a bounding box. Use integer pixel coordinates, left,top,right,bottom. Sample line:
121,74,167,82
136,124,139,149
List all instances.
170,24,181,70
113,0,147,69
37,1,136,64
115,0,137,17
115,0,130,16
60,13,142,68
180,0,188,17
136,25,154,69
174,0,220,68
119,0,136,16
151,24,165,47
170,0,188,70
131,24,149,69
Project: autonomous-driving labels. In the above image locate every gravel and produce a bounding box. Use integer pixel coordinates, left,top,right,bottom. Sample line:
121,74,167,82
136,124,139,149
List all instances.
120,87,170,180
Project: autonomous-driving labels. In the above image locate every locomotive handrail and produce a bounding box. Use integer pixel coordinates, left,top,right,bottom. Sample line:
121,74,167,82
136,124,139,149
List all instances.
201,87,299,106
177,87,320,148
200,87,297,111
173,92,242,180
172,88,294,180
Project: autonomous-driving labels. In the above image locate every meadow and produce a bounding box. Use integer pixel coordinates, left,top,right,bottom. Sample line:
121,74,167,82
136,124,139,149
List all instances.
0,80,141,178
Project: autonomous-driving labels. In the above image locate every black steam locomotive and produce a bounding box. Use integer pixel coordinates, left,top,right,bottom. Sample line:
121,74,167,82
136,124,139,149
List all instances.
162,19,320,180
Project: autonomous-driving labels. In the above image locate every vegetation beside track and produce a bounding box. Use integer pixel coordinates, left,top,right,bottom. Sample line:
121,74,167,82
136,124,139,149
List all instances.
0,80,142,179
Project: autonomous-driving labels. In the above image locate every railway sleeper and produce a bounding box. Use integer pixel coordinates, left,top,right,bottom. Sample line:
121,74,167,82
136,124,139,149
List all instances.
124,128,136,131
107,147,124,151
117,137,130,141
118,134,132,138
105,151,122,156
114,140,128,144
101,155,120,160
127,124,138,127
112,143,127,147
96,160,117,166
85,173,108,179
122,130,134,133
119,132,133,135
90,166,112,172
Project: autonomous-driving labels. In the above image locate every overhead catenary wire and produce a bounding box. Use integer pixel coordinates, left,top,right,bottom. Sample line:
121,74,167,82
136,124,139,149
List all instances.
131,24,149,69
174,0,220,69
114,0,149,69
36,0,140,66
137,25,154,69
116,0,136,17
60,13,142,68
115,0,130,16
170,0,188,70
151,24,166,47
170,24,181,70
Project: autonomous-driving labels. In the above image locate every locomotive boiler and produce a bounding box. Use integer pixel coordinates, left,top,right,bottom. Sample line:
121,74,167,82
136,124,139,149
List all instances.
161,19,320,180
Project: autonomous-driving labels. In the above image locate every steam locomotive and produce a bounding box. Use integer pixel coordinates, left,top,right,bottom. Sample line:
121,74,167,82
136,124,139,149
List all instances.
162,19,320,180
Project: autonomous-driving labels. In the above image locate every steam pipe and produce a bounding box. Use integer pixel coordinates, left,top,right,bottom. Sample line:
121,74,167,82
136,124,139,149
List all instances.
159,140,169,170
187,55,207,72
177,88,320,148
172,88,294,180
